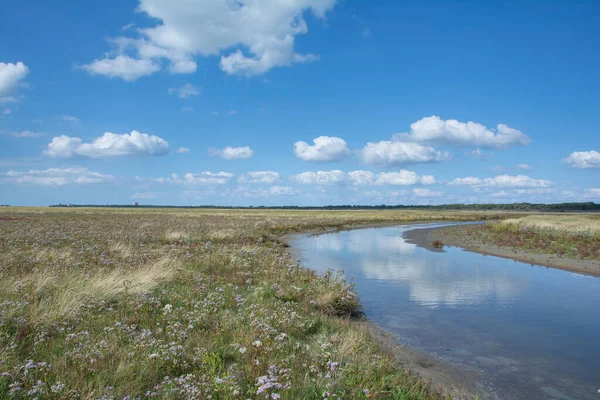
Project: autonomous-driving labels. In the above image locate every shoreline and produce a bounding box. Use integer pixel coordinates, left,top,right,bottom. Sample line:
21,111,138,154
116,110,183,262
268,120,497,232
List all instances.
405,224,600,278
283,222,492,400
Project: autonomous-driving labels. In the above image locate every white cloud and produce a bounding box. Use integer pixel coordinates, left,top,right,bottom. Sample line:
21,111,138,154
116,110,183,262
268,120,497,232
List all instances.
238,171,280,184
346,170,375,185
168,83,200,99
585,188,600,199
448,177,482,186
294,170,346,185
563,150,600,169
80,55,161,81
43,131,169,158
412,188,443,197
295,169,436,186
517,163,532,170
393,115,531,148
211,111,219,116
471,148,489,159
294,136,350,162
184,172,233,185
176,146,189,154
210,146,254,160
131,192,159,199
229,185,298,198
228,110,238,115
4,130,44,138
81,0,335,79
149,173,181,184
359,141,449,166
3,167,113,186
515,188,554,195
490,190,510,197
0,61,29,103
148,171,234,186
376,171,420,186
420,175,437,185
56,115,80,123
449,175,553,188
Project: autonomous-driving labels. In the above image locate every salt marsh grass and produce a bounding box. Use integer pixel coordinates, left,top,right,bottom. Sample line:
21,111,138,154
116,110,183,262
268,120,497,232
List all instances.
0,208,500,398
499,214,600,234
486,214,600,259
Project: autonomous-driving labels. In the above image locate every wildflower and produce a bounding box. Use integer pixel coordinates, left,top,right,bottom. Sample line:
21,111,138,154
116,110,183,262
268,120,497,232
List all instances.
163,304,173,314
239,346,247,354
253,340,262,348
327,360,339,373
51,381,65,393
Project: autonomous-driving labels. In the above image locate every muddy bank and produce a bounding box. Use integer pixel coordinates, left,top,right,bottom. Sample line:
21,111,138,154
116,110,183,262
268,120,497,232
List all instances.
363,322,491,400
404,224,600,277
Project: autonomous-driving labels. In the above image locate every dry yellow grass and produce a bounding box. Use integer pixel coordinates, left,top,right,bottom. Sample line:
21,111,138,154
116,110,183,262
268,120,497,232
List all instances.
500,214,600,233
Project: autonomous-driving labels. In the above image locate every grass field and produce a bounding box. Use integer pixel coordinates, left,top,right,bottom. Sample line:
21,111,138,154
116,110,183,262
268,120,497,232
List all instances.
0,208,507,399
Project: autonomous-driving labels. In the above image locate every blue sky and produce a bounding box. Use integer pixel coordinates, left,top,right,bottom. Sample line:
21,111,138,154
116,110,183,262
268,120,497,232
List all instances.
1,0,599,206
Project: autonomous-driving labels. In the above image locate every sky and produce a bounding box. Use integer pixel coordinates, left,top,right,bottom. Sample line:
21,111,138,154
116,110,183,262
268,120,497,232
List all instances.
1,0,599,206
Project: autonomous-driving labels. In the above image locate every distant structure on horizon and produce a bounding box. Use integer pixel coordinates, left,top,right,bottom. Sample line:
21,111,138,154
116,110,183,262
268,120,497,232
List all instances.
133,202,139,206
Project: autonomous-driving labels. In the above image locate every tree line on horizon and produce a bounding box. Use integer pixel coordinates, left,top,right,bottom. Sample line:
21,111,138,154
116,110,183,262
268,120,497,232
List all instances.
48,202,600,212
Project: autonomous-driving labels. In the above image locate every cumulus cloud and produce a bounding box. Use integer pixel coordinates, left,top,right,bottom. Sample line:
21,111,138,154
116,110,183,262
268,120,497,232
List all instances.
168,83,200,99
294,136,350,162
3,167,113,186
359,141,449,166
184,172,233,185
176,147,189,154
412,188,443,197
420,175,437,185
563,150,600,169
449,175,553,188
81,0,336,80
228,185,298,198
294,170,347,185
294,169,436,186
43,131,169,158
210,146,254,160
0,61,29,103
517,163,532,170
393,115,531,148
80,55,161,81
238,171,280,184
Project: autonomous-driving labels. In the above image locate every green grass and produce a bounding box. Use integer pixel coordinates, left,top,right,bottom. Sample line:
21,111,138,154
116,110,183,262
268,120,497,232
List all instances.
0,208,506,399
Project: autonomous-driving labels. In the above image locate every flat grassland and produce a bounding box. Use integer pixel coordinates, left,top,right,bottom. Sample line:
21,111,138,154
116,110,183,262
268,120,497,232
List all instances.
0,207,503,399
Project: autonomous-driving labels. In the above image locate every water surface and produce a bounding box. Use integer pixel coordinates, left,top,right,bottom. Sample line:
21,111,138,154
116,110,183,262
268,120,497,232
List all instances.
289,222,600,400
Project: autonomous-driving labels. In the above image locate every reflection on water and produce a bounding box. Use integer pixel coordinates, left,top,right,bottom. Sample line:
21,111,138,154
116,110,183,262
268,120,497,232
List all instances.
289,222,600,400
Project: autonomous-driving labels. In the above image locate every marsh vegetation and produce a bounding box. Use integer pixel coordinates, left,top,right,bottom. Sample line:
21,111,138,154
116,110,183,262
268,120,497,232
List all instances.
0,208,504,399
